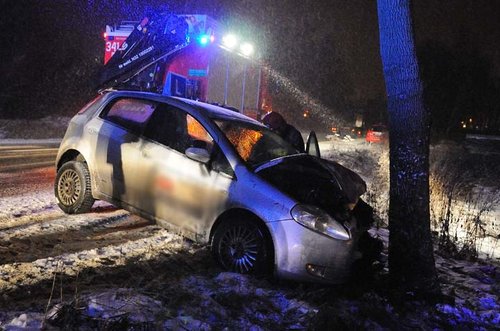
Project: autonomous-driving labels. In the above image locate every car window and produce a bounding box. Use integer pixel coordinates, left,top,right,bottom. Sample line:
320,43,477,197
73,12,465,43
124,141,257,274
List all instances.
101,98,157,135
211,145,234,177
143,104,214,154
187,114,213,147
215,120,297,167
372,125,386,132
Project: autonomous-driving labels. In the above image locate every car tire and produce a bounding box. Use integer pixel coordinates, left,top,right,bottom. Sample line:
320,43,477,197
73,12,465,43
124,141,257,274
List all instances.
55,161,94,214
212,218,272,275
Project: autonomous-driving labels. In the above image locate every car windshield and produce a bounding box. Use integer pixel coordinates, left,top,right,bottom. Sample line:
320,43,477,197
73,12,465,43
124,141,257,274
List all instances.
215,119,299,167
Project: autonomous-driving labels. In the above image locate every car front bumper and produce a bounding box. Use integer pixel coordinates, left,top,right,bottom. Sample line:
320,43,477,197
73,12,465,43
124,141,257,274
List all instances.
267,219,362,284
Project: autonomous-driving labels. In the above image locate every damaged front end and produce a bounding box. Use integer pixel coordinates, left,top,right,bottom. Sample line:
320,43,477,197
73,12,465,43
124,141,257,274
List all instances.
256,154,379,282
255,154,373,230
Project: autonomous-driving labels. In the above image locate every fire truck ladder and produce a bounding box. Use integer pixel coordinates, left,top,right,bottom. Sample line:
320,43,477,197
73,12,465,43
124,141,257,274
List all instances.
98,12,190,92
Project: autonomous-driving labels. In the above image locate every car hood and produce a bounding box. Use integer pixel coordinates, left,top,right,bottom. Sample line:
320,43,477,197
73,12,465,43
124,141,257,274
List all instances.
255,154,366,217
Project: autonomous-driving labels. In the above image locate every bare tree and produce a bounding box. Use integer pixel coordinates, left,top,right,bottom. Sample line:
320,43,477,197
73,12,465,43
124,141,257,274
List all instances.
377,0,439,295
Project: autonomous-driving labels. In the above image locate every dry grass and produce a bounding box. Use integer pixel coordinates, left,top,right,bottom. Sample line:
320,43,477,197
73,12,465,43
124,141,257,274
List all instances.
358,140,499,260
430,145,500,260
364,147,389,228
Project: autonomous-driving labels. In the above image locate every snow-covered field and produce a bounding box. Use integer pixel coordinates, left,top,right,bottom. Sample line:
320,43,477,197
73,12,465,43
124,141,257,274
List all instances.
0,126,498,329
322,139,500,260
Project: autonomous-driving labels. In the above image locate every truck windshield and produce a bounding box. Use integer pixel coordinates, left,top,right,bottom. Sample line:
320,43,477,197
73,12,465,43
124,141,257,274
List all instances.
215,120,299,167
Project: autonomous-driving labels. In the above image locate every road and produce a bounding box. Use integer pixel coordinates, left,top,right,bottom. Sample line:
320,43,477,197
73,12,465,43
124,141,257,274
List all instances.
0,142,59,197
0,143,59,173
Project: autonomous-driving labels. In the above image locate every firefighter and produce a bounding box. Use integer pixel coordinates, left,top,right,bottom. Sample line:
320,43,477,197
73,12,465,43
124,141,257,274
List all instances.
262,111,305,153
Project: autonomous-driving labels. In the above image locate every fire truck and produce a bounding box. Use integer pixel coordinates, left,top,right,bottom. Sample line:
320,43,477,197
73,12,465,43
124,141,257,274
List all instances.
99,12,271,119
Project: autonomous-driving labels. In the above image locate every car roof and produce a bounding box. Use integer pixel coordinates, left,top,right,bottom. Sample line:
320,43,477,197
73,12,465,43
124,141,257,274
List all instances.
103,90,262,126
173,98,262,125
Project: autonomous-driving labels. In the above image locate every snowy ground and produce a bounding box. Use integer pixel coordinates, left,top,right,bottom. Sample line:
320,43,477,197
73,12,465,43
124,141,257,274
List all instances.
0,128,499,329
0,186,318,330
322,138,500,260
0,186,498,330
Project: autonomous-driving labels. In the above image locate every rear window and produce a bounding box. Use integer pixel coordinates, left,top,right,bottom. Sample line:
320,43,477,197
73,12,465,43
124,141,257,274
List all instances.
371,125,386,132
101,98,157,134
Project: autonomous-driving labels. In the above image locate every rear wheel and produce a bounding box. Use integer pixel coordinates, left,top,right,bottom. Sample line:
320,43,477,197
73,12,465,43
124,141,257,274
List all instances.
212,218,272,275
55,161,94,214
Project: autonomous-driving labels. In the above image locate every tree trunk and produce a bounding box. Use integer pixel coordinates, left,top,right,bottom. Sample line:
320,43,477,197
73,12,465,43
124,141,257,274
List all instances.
377,0,439,294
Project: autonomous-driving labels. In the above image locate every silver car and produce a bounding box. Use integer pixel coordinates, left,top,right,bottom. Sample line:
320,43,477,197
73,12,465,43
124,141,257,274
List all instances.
55,90,372,283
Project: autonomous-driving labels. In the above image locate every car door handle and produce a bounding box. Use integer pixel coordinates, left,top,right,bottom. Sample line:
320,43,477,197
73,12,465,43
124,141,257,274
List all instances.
86,127,98,135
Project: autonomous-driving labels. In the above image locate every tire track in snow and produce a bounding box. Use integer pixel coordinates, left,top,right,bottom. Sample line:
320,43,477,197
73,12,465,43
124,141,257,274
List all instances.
0,209,130,238
0,229,186,292
0,206,159,265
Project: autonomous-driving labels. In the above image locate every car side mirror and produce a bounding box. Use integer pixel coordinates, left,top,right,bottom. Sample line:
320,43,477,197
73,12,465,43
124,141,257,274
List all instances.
185,147,211,163
306,131,321,158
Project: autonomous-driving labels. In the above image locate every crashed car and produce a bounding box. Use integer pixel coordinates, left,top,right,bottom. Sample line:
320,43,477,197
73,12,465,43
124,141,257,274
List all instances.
55,90,375,283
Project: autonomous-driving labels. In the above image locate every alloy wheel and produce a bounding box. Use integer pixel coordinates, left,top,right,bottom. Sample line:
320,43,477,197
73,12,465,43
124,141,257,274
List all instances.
219,224,261,273
57,169,81,206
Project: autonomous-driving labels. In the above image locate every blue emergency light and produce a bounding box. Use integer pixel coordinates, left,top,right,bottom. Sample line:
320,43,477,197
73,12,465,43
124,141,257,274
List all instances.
197,34,212,46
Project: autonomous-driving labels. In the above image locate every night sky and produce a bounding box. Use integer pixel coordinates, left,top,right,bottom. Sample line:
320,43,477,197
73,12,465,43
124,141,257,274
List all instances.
0,0,499,132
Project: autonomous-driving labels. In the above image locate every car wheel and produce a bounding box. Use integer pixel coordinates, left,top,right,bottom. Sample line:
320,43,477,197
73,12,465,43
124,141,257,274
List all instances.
55,161,94,214
212,218,272,275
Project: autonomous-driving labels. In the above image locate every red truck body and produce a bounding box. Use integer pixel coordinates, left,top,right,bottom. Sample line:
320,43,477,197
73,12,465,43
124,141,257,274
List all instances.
103,14,271,119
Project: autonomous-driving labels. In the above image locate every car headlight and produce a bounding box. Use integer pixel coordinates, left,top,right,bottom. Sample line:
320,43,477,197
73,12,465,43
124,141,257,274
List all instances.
291,204,350,241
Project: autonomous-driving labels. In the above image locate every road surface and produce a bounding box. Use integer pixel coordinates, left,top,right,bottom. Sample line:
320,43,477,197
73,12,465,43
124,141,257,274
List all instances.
0,143,59,172
0,142,59,197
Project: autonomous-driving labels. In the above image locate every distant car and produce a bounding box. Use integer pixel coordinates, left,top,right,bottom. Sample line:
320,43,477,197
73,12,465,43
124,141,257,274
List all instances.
55,91,374,284
365,124,388,144
327,126,363,140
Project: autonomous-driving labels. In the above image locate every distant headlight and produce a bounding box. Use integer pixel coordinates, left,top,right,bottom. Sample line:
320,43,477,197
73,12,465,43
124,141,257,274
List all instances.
291,204,350,241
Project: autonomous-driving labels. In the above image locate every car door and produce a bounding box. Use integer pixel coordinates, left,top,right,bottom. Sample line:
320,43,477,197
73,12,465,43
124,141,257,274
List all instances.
92,97,156,203
138,103,234,239
306,131,321,158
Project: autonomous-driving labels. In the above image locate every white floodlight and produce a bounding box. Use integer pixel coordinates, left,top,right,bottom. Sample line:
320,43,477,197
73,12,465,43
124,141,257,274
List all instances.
222,34,238,49
240,42,254,57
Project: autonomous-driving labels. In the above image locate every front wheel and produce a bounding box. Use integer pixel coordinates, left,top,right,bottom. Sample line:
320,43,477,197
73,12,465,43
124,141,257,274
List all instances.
55,161,94,214
211,218,272,275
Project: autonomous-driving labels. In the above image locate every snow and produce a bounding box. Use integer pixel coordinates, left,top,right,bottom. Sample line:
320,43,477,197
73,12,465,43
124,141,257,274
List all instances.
0,186,318,329
0,228,182,290
323,139,500,260
2,313,43,330
436,303,500,328
466,134,500,141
